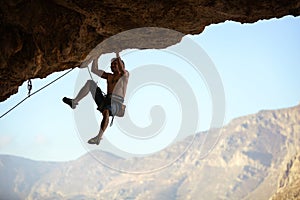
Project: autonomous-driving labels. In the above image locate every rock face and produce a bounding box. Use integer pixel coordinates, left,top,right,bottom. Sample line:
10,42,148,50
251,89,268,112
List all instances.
0,104,300,199
270,154,300,199
1,0,300,101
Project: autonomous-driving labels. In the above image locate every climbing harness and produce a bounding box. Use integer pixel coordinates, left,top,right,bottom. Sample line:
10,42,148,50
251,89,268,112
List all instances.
0,68,74,119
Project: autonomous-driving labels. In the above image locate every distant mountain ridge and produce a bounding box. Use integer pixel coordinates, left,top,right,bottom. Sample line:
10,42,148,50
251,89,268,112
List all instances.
1,104,299,200
0,155,60,200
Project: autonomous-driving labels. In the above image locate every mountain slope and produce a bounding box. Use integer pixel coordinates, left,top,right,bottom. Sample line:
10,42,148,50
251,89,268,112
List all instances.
270,153,300,200
0,155,59,200
1,103,299,199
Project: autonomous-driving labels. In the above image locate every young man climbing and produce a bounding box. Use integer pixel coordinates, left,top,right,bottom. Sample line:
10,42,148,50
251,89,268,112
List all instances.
63,52,129,145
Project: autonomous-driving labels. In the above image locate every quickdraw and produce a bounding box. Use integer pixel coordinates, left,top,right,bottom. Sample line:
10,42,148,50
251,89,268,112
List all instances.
27,79,32,96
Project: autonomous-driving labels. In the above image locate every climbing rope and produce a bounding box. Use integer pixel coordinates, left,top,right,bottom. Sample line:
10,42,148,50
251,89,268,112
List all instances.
87,65,94,82
87,65,106,96
0,68,74,119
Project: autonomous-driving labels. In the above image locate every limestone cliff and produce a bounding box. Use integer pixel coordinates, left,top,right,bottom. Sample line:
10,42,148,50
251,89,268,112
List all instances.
1,0,300,101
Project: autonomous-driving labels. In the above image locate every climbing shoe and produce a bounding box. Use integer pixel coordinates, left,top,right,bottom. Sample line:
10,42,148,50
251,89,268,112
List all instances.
87,136,102,145
62,97,77,109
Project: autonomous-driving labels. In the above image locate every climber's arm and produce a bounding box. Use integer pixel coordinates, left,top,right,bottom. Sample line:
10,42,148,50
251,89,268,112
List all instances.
91,58,109,79
116,52,126,75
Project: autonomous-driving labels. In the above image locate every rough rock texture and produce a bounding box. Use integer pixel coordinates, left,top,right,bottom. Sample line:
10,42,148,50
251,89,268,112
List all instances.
270,153,300,200
1,0,300,101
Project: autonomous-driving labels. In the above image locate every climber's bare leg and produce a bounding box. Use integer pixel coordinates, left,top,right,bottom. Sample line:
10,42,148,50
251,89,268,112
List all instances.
88,109,110,145
73,80,94,104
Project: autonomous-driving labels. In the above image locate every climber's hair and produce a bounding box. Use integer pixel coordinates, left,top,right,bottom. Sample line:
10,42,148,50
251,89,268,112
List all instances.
111,58,125,67
111,58,125,75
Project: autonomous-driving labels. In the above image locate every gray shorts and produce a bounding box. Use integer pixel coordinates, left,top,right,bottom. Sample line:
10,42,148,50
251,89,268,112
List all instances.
88,80,122,116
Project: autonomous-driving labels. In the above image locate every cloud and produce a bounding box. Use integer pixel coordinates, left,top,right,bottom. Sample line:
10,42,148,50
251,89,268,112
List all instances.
34,134,48,145
0,135,13,148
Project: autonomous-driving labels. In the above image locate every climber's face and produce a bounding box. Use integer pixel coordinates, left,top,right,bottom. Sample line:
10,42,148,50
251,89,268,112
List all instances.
110,60,118,73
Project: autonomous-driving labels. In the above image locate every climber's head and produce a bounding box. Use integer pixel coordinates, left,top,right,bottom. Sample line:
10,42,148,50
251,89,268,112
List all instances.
111,58,125,74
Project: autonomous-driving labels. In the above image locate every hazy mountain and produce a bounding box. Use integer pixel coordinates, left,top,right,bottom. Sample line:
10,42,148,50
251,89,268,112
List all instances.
270,152,300,200
0,155,59,200
1,103,299,200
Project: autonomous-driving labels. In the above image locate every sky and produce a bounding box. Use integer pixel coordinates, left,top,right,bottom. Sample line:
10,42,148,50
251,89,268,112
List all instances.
0,16,299,162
